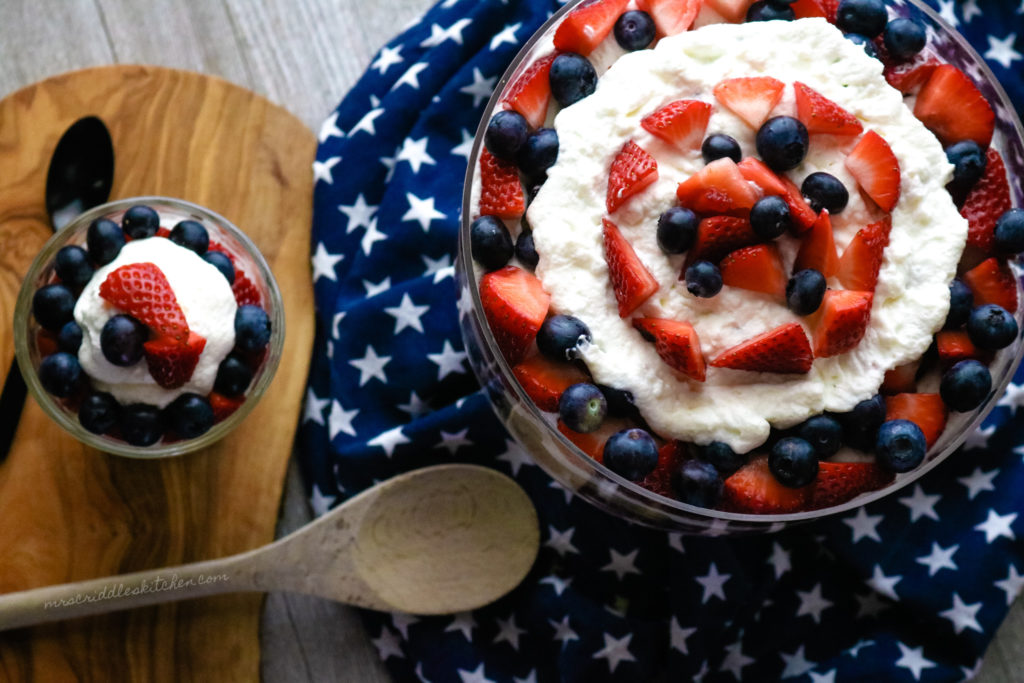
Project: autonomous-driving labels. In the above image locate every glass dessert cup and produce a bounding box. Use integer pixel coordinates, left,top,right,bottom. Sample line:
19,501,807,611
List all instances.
13,196,285,459
457,0,1024,533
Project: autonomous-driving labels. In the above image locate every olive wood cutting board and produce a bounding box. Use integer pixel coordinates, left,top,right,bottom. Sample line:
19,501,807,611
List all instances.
0,65,316,681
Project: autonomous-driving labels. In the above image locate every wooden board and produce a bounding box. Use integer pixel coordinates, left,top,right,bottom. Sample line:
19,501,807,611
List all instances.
0,65,316,681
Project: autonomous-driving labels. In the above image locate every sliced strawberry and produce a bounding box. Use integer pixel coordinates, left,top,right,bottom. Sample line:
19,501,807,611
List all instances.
607,140,659,213
553,0,630,55
836,216,892,292
634,0,701,36
479,265,551,364
143,332,207,389
885,393,948,448
809,461,895,509
721,455,812,514
713,77,785,128
604,218,659,317
676,157,760,214
557,418,628,463
99,262,190,343
705,0,759,23
914,64,995,147
512,354,587,412
793,82,863,136
737,157,818,231
641,100,712,152
720,244,787,298
812,290,873,358
711,322,813,374
504,53,556,129
845,131,900,212
479,148,525,219
232,270,261,307
688,215,759,264
209,391,244,422
779,174,819,232
819,0,840,21
791,0,828,19
155,227,171,239
961,148,1011,254
936,330,988,369
794,210,839,279
962,257,1019,313
638,440,685,498
881,361,918,394
884,54,941,93
632,317,707,381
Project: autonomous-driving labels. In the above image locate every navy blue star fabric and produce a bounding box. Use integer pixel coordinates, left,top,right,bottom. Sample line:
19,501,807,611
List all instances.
300,1,1024,681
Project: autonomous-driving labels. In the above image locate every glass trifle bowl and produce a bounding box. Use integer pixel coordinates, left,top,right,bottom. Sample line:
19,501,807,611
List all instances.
13,196,285,458
456,0,1024,533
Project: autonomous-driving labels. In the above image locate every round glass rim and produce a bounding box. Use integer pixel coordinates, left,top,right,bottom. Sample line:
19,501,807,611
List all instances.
13,195,286,459
458,0,1024,525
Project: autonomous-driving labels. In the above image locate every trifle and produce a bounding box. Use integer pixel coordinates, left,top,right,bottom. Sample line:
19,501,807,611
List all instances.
14,197,284,458
457,0,1024,530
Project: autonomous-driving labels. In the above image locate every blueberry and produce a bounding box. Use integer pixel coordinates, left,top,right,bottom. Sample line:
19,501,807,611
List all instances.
558,382,607,433
515,229,539,269
58,320,83,354
598,384,635,418
685,260,723,298
699,441,746,475
215,354,254,396
657,207,698,254
54,245,94,288
967,304,1018,350
78,391,120,434
549,53,598,107
946,279,974,329
701,134,742,164
994,209,1024,254
38,351,83,397
517,128,559,180
769,437,819,488
470,215,514,271
798,414,844,457
484,110,530,161
165,393,215,439
203,250,235,284
940,360,992,412
836,0,887,38
838,394,886,450
673,459,724,507
537,314,591,361
883,18,926,60
801,172,849,214
786,269,826,315
235,304,272,352
750,195,792,240
100,314,147,366
614,10,656,51
844,33,879,59
945,141,987,194
756,116,808,172
875,420,927,472
119,403,164,447
746,0,795,21
86,217,126,265
169,219,210,254
32,283,76,332
122,204,160,239
603,428,659,481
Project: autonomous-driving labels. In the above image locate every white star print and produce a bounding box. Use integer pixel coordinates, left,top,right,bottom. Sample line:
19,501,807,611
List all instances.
601,549,640,580
311,242,344,282
668,533,685,553
490,23,522,50
995,564,1024,605
313,156,341,184
997,381,1024,412
318,111,343,142
843,507,884,543
695,563,730,603
962,0,981,21
539,574,572,596
961,659,984,681
452,129,475,159
403,192,447,232
497,438,533,475
720,641,755,680
420,18,473,48
302,388,329,425
371,626,404,660
457,285,474,320
363,277,392,298
959,467,999,499
855,591,889,619
846,640,873,658
670,617,695,654
545,525,579,556
384,293,429,334
327,399,358,439
427,340,466,380
780,645,816,679
1020,0,1024,14
693,661,710,683
422,254,454,283
360,217,388,255
438,428,472,454
975,509,1017,542
310,482,335,516
549,478,574,504
460,67,497,107
549,615,578,648
397,391,429,418
350,346,390,385
396,137,437,174
940,593,983,634
390,613,418,639
985,33,1022,69
895,643,936,681
445,612,476,640
513,672,537,683
809,671,836,683
338,194,378,234
392,62,429,91
380,151,398,182
593,633,636,673
916,542,958,576
440,0,461,6
371,44,404,75
796,584,833,623
768,542,791,579
963,424,995,451
898,484,941,522
867,565,902,601
367,426,410,458
935,0,958,27
457,664,495,683
493,614,526,650
331,311,345,338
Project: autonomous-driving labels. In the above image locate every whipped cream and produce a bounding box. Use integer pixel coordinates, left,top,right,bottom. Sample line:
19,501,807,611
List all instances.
74,238,238,408
525,19,968,452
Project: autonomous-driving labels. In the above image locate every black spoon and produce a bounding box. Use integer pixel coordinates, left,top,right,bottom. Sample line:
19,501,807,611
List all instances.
0,116,114,460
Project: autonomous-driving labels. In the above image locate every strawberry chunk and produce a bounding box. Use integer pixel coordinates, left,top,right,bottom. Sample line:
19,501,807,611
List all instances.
794,210,839,279
845,130,901,212
884,54,941,93
143,332,207,389
479,148,525,219
721,456,812,514
607,140,659,213
553,0,630,55
99,262,190,343
720,243,787,298
504,53,556,129
737,157,787,196
812,290,873,358
232,270,261,307
705,0,759,23
881,361,918,394
634,0,701,36
638,440,684,498
480,266,551,364
710,322,813,374
961,148,1011,254
791,0,828,19
809,461,894,509
632,317,707,381
641,100,712,151
713,77,785,128
512,354,587,412
793,82,863,136
688,215,759,264
885,393,948,448
209,391,244,422
914,64,995,147
557,418,629,463
604,218,659,317
737,158,818,231
836,216,892,292
936,330,988,368
962,257,1019,313
676,157,760,214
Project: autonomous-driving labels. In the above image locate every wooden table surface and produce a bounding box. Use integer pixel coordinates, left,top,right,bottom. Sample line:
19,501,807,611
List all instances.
1,1,1023,681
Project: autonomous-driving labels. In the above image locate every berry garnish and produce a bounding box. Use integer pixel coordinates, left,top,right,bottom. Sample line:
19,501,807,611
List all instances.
885,393,947,448
673,459,724,507
994,209,1024,254
143,332,207,390
549,52,598,106
946,279,974,329
839,393,886,451
714,77,786,129
698,441,746,476
169,220,210,254
720,244,787,298
875,419,927,472
801,172,849,214
793,82,863,136
613,10,656,51
684,260,723,298
641,100,712,152
122,205,160,240
914,64,995,147
657,206,698,254
676,157,760,214
38,351,83,397
513,354,587,412
470,215,514,271
505,53,555,129
721,455,811,514
689,215,759,263
962,257,1018,314
966,304,1018,350
479,265,550,364
798,414,843,457
517,128,559,181
604,218,659,317
58,320,83,354
756,116,809,172
607,140,658,213
100,314,148,367
845,33,879,59
479,148,526,220
883,18,926,61
835,0,887,38
515,229,539,269
553,0,630,55
215,354,255,397
232,270,261,307
786,269,826,316
203,251,236,283
844,130,900,212
209,391,244,422
747,1,795,21
809,461,894,509
813,290,873,358
795,210,839,279
769,437,819,488
603,428,659,481
235,305,272,352
635,0,701,36
559,382,608,433
32,283,76,332
936,330,983,369
485,110,530,161
701,134,742,164
537,314,592,361
165,393,215,439
836,216,891,292
78,391,120,434
119,403,164,447
632,317,707,381
99,262,190,343
749,196,791,240
55,245,94,288
940,360,992,412
87,217,126,265
711,322,814,374
961,149,1012,253
945,140,987,196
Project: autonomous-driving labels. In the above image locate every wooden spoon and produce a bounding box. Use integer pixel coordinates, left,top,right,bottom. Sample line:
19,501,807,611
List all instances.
0,464,539,630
